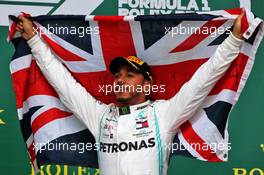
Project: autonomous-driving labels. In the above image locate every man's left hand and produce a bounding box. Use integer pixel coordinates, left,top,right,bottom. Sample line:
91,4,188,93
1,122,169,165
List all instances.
232,9,245,40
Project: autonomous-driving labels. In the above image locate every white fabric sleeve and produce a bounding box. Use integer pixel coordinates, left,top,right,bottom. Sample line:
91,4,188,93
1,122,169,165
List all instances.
27,35,108,137
155,33,243,132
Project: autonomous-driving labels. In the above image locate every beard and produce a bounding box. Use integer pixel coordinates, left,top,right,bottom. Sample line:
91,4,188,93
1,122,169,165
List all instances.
116,97,132,103
116,91,140,105
114,79,147,105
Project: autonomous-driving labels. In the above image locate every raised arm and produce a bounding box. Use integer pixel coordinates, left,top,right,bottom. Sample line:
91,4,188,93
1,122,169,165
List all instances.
156,11,245,132
16,16,107,137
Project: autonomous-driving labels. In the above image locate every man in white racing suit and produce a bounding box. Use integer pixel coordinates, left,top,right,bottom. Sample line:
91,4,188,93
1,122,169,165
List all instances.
16,11,244,175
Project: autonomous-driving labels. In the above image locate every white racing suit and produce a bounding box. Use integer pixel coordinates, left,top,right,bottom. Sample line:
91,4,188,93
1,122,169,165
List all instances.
28,33,243,175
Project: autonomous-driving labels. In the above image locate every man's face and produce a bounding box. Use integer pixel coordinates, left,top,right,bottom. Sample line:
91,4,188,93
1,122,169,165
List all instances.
113,65,149,103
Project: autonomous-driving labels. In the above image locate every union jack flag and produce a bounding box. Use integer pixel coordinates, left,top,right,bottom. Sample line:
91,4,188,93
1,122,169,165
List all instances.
8,8,264,171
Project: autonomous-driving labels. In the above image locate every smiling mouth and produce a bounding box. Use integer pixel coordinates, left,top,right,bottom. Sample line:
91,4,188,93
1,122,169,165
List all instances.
114,85,133,92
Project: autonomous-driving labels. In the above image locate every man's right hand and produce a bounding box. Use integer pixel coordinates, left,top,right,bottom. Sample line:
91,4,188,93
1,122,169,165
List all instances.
15,16,36,41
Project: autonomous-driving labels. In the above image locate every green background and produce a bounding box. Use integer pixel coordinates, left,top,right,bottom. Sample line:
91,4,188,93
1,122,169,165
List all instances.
0,0,263,174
